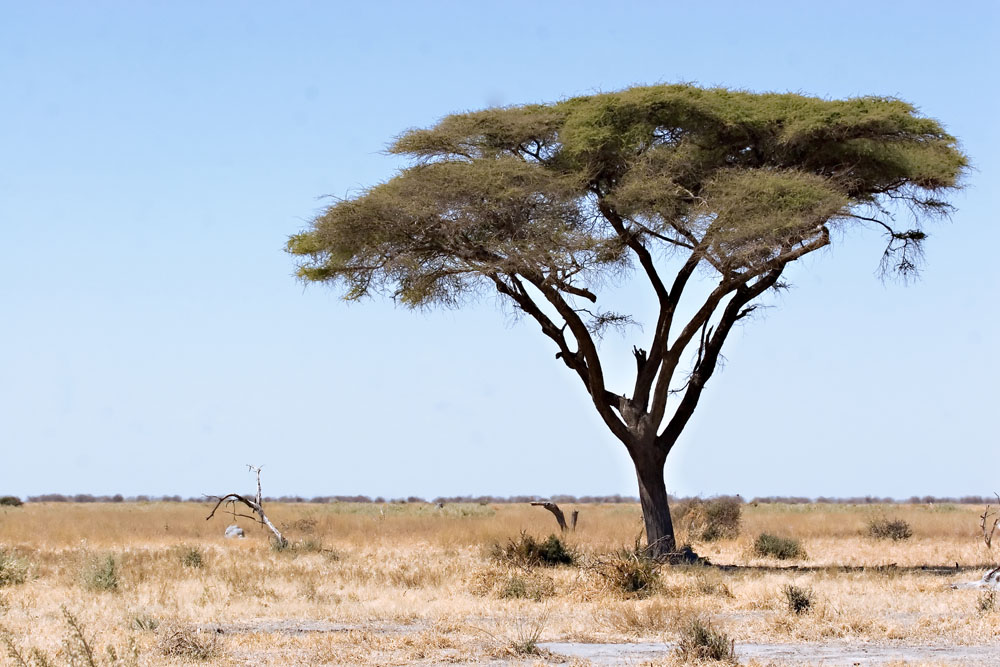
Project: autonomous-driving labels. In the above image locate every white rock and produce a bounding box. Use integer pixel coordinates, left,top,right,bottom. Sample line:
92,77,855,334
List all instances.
224,524,245,539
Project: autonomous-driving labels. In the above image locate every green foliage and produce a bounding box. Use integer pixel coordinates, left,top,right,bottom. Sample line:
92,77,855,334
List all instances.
752,533,806,560
0,496,22,507
80,554,118,592
291,83,967,305
673,496,742,541
783,584,813,614
866,516,913,541
0,550,28,587
675,616,737,663
491,532,575,567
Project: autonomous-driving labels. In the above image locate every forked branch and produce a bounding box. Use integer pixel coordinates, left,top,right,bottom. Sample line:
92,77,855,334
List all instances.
981,493,1000,551
205,465,287,546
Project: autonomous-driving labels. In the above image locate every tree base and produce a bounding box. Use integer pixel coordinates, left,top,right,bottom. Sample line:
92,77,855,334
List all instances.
657,544,711,566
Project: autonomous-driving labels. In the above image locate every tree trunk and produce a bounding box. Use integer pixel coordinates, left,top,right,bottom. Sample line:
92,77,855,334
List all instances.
632,447,676,559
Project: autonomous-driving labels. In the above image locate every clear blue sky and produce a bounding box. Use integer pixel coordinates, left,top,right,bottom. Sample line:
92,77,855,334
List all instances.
2,1,997,500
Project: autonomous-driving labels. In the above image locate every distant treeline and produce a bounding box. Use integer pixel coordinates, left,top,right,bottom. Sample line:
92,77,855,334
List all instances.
13,493,998,505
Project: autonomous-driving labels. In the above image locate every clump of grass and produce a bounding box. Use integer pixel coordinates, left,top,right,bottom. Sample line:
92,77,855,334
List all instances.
159,628,218,661
592,539,661,598
752,533,806,560
178,546,204,569
271,537,325,555
977,590,996,614
81,553,118,592
0,550,28,587
866,516,913,541
0,496,22,507
783,584,813,614
131,612,160,631
674,496,742,541
472,566,555,601
491,532,574,567
674,616,737,663
497,616,547,657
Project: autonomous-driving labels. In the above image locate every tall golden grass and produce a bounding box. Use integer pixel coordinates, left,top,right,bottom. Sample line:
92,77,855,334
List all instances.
0,501,996,665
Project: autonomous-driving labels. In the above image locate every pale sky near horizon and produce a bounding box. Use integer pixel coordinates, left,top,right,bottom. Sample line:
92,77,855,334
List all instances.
1,1,997,501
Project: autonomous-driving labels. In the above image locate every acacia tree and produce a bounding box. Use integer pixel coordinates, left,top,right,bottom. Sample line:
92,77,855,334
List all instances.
288,84,966,557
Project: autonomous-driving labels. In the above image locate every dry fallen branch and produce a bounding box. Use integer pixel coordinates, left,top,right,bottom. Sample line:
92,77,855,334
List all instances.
531,501,574,532
205,465,287,546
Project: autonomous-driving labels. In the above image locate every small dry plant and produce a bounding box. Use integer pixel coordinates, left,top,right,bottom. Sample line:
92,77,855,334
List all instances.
590,537,662,598
674,497,742,542
490,532,574,568
472,566,555,601
674,616,737,663
783,584,813,614
159,627,219,661
977,590,996,615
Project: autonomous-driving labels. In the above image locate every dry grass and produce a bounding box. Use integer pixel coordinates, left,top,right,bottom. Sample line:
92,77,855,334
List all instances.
0,501,996,665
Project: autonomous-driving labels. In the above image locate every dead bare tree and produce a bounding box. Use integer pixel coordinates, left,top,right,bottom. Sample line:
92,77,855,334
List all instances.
981,494,1000,583
981,494,999,551
206,465,287,546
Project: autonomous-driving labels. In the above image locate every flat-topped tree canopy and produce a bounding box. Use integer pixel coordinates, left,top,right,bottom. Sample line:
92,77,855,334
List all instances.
290,85,965,306
289,84,967,558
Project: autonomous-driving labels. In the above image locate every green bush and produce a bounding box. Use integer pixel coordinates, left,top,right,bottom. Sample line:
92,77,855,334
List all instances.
0,550,28,586
783,584,813,614
81,553,118,592
675,617,737,663
752,533,806,560
491,532,574,567
0,496,22,507
866,516,913,541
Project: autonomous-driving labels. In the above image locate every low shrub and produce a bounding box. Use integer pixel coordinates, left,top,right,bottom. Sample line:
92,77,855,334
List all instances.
473,566,555,601
673,496,742,541
592,539,661,598
131,612,160,631
866,516,913,541
0,496,22,507
81,553,118,592
753,533,806,560
977,590,996,615
0,550,28,587
674,617,737,663
491,532,574,567
783,584,813,614
178,546,204,569
159,627,218,661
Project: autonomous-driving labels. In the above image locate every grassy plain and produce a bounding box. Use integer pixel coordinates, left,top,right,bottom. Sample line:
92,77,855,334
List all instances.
0,501,997,665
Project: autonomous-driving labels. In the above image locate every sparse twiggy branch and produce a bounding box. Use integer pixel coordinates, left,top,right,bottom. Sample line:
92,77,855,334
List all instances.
981,493,999,551
205,465,287,546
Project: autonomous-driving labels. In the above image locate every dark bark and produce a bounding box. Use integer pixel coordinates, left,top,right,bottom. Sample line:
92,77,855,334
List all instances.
631,445,675,558
531,501,568,532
